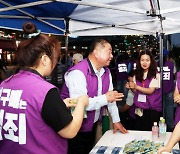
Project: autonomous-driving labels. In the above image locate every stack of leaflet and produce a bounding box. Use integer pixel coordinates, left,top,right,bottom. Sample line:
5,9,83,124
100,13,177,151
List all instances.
123,139,164,154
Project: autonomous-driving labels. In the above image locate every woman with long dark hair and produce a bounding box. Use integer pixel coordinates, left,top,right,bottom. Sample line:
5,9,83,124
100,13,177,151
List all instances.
127,49,162,131
0,22,88,154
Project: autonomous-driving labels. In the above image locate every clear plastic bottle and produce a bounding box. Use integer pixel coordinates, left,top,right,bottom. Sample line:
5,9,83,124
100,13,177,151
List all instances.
159,117,167,140
152,122,159,141
161,118,167,133
159,117,163,134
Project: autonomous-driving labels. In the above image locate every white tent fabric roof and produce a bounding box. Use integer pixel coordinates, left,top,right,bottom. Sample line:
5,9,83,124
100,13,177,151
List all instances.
0,0,180,36
69,0,180,36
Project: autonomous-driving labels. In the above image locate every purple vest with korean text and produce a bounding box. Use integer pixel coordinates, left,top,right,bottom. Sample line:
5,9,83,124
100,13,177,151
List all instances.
162,61,175,94
116,61,128,81
134,76,162,112
0,70,67,154
61,59,110,132
175,71,180,125
130,61,137,71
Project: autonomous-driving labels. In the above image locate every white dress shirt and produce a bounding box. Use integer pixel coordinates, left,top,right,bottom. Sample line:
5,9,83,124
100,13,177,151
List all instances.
64,63,120,123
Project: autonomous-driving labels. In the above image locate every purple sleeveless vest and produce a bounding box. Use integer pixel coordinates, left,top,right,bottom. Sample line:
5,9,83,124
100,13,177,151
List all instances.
116,61,128,80
61,59,110,132
162,61,175,94
128,104,136,119
130,61,137,71
0,70,67,154
134,76,162,112
175,71,180,125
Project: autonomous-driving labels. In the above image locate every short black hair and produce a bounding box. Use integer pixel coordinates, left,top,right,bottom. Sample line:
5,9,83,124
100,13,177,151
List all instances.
89,38,111,54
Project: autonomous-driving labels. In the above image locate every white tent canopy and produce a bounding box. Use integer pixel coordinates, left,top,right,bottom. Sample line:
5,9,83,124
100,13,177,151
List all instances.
68,0,180,36
0,0,180,36
0,0,178,89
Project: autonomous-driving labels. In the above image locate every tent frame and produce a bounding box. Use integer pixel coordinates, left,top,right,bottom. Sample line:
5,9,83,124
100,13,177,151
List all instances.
0,0,174,118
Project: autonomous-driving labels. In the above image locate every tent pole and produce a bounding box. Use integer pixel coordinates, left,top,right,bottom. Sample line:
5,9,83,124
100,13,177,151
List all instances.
154,0,165,118
65,34,69,71
159,32,164,117
65,18,70,71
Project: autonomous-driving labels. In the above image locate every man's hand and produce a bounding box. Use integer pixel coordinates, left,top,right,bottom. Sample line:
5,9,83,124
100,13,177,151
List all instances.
113,122,128,134
105,90,124,103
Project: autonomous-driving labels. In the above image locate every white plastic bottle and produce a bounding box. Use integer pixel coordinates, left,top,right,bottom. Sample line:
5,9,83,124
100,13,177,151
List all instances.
152,122,159,141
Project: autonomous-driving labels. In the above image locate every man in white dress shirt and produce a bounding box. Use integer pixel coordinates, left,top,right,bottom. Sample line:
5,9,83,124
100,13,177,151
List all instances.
61,38,128,154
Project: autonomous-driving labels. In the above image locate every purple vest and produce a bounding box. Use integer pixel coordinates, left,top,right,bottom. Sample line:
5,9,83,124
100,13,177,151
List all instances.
61,59,110,131
162,61,175,94
129,61,137,71
116,61,128,80
134,76,162,112
0,70,67,154
128,104,136,119
175,72,180,125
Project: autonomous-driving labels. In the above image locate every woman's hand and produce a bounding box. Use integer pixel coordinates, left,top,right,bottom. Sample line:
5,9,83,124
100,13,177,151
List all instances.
174,94,180,104
76,95,89,107
157,146,172,154
63,98,77,108
126,82,130,89
129,81,137,89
